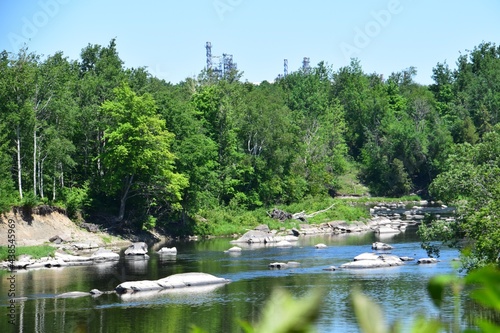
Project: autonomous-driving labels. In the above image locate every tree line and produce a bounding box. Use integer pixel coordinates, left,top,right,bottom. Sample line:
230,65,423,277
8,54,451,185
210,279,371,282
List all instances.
1,40,499,245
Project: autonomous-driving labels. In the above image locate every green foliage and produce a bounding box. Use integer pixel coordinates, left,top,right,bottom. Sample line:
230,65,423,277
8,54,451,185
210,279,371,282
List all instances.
20,191,40,210
428,125,500,271
352,267,500,333
188,197,370,237
0,245,55,261
335,160,370,196
62,182,91,219
192,207,272,236
190,288,323,333
1,40,500,244
142,215,157,231
0,119,16,213
249,288,323,333
276,197,369,223
100,83,188,221
417,214,460,258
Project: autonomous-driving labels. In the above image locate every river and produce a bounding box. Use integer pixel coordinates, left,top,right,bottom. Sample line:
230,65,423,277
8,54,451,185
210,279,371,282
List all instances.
0,225,472,333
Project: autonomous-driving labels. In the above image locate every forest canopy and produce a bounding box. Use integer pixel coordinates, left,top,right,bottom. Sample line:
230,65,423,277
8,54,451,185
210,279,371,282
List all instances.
1,40,500,244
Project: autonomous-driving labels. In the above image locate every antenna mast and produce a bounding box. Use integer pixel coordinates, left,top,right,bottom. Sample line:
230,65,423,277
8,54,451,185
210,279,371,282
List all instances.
205,42,212,70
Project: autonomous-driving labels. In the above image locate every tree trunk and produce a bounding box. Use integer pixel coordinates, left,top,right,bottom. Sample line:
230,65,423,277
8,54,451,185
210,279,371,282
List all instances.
33,127,37,197
117,174,134,222
16,126,23,199
39,154,46,198
52,175,56,201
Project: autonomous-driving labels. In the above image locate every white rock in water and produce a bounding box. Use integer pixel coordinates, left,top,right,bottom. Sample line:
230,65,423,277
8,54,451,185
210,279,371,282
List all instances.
341,254,403,269
124,242,148,255
276,240,293,248
91,248,120,261
371,242,393,250
354,252,380,261
268,262,288,269
224,246,242,253
158,247,178,254
116,272,230,294
323,266,337,271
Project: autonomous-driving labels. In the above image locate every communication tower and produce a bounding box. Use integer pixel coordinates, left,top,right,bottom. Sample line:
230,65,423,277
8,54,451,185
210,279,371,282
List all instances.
205,42,237,78
223,53,237,75
302,57,310,72
206,42,212,70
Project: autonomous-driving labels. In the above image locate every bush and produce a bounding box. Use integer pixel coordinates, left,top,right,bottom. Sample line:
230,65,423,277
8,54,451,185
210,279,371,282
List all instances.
142,215,157,231
20,191,39,210
62,182,91,219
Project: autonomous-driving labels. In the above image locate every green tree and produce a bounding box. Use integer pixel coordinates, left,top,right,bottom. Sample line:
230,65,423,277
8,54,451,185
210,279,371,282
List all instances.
100,83,188,223
33,52,79,200
280,62,348,198
152,77,220,216
191,80,247,207
426,124,500,271
1,48,38,200
0,52,16,210
237,81,297,205
74,39,125,193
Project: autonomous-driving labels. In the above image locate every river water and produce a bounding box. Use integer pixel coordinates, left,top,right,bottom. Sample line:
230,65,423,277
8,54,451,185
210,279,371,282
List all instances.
0,225,471,333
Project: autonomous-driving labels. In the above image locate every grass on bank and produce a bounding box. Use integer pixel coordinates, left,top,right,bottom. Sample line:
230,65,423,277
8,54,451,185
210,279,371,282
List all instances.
191,193,424,237
0,245,56,261
193,197,371,237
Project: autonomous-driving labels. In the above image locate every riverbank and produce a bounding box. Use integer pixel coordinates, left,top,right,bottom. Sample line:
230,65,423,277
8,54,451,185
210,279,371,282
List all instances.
0,197,449,252
0,206,130,248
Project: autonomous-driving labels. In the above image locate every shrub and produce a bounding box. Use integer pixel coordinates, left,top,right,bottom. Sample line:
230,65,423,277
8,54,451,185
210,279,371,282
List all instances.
62,182,91,219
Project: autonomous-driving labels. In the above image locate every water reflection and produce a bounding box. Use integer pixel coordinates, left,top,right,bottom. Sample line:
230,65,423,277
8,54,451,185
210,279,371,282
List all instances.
158,253,177,263
118,283,227,303
124,256,149,275
0,228,479,333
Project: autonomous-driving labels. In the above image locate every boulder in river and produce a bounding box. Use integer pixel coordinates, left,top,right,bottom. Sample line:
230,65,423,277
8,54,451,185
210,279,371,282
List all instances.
315,243,328,249
224,246,242,253
323,266,337,271
341,253,404,269
353,252,380,261
115,272,230,294
375,226,400,234
158,247,177,255
372,242,393,250
268,262,289,269
230,229,299,244
91,248,120,261
56,291,91,298
124,242,148,255
417,258,440,264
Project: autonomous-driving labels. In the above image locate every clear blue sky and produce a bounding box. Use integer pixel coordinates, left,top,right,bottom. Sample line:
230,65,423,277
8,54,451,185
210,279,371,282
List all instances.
1,0,499,85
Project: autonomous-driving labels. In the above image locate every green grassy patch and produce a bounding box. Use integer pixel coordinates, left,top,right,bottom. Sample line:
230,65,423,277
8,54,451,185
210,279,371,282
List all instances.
193,207,273,236
338,195,421,204
192,196,376,236
101,235,113,244
190,193,423,237
335,161,370,197
0,245,56,261
276,197,370,224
